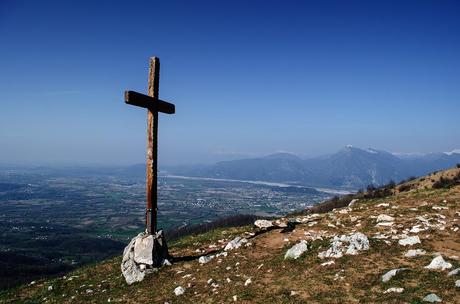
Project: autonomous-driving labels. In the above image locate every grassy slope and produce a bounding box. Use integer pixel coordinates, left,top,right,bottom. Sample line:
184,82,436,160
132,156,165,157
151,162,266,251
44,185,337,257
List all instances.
1,168,459,304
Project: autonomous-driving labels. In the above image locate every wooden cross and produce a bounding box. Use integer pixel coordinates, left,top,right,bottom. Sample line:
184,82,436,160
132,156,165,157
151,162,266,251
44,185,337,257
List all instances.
124,57,175,235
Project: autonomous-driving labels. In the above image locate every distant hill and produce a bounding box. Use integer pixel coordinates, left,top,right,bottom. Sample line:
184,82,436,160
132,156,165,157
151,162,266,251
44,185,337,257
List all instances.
166,146,460,189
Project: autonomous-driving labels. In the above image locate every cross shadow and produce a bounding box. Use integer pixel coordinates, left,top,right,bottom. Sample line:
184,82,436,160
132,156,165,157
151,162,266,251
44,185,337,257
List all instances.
168,222,299,263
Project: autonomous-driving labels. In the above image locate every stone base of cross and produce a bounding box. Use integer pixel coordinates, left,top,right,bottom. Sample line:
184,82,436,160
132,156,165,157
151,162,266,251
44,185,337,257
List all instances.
121,230,170,284
120,57,175,284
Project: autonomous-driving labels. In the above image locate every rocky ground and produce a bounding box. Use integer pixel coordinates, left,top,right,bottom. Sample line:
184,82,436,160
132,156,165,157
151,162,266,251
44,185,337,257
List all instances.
1,168,459,303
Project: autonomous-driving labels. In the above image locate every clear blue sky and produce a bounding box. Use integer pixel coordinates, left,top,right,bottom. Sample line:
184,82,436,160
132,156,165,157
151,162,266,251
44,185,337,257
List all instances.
1,0,459,165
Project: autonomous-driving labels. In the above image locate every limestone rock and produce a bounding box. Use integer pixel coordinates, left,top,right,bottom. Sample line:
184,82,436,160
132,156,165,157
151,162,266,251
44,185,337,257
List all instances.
448,268,460,276
133,234,154,264
422,293,442,302
174,286,185,296
224,237,248,251
404,249,426,258
199,255,215,264
254,219,273,229
121,233,146,285
121,231,170,285
455,280,460,288
321,260,335,266
425,255,452,271
398,235,421,246
377,214,395,222
348,199,359,206
381,268,407,283
383,287,404,293
284,240,308,259
318,232,369,259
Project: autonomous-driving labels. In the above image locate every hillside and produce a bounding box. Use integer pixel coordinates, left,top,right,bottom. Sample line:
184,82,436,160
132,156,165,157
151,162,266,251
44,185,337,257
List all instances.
167,147,460,189
1,168,460,303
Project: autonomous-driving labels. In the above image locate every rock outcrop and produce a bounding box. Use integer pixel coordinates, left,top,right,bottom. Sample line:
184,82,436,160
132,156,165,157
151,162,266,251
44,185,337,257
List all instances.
318,232,369,259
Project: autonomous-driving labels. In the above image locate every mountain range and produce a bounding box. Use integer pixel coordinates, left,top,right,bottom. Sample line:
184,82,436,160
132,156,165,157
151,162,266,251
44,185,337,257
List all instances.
165,146,460,190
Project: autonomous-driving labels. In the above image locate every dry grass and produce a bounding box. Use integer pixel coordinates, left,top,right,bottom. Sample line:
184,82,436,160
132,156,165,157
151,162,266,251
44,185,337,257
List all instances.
1,168,459,304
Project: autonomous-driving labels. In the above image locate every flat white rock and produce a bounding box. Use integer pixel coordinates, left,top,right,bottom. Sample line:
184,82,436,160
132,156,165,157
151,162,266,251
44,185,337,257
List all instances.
381,268,407,283
455,280,460,288
383,287,404,293
254,219,273,229
284,240,308,259
198,255,215,264
398,235,421,246
377,214,395,222
422,293,442,302
224,237,248,251
404,249,426,258
448,268,460,276
376,222,394,227
425,255,452,270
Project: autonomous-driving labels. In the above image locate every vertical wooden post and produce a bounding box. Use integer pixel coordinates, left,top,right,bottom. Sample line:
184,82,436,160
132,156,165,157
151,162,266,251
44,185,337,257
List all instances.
146,57,159,235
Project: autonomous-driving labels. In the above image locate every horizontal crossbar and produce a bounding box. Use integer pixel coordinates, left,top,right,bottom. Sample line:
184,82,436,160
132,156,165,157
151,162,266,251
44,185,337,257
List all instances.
124,91,175,114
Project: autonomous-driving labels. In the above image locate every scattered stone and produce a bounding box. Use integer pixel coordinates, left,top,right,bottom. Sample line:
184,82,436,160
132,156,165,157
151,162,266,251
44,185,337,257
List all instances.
447,268,460,276
425,255,452,271
321,261,335,267
318,232,369,259
422,293,442,302
162,259,172,266
199,255,215,264
383,287,404,294
348,199,359,206
244,278,252,286
398,235,421,246
233,295,237,301
48,285,53,291
409,226,425,233
455,280,460,288
432,206,448,210
224,237,248,251
377,203,389,207
254,219,273,229
377,214,395,222
285,240,308,259
381,268,407,283
174,286,185,296
376,222,394,227
404,249,426,258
